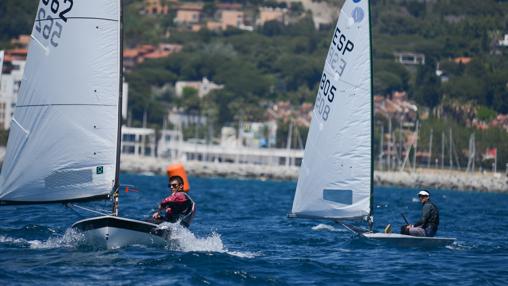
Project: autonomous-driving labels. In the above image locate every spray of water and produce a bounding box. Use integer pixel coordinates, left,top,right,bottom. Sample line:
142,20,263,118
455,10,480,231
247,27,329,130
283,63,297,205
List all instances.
157,222,258,258
0,228,84,249
0,235,28,244
29,228,84,249
1,223,258,257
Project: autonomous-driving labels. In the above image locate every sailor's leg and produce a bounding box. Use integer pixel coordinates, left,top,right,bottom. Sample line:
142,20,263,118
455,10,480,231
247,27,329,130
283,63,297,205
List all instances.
424,227,436,237
408,226,426,237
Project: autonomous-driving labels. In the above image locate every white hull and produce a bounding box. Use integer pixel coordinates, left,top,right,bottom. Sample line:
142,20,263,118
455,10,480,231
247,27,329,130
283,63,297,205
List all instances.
361,232,456,247
72,216,170,249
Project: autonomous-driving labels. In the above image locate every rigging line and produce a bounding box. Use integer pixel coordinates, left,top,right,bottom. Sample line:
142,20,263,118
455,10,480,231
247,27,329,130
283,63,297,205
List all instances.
15,103,116,108
67,203,111,216
35,17,119,22
66,204,85,218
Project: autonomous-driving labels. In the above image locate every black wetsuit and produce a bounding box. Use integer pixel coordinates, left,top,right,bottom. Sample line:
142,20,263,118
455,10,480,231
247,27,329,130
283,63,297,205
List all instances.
159,192,194,226
414,200,439,237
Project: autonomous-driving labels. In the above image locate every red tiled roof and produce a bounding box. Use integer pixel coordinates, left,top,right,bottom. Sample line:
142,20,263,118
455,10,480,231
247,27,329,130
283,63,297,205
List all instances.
216,3,242,10
7,49,28,56
453,57,472,64
178,3,204,11
143,50,170,59
123,49,139,58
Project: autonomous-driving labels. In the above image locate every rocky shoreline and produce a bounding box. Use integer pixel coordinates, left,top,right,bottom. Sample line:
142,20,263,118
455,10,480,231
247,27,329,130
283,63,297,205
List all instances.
120,155,508,193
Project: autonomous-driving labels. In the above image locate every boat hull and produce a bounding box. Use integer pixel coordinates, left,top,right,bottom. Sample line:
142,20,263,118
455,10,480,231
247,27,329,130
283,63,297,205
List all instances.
72,216,170,249
361,232,456,247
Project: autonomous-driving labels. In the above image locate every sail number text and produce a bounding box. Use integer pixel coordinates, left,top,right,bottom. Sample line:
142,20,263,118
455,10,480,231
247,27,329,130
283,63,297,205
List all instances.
326,27,355,78
35,0,74,48
314,72,336,121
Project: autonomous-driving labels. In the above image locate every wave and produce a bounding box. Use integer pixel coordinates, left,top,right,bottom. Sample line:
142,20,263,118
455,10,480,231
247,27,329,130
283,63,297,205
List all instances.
0,223,257,257
156,222,258,258
311,223,342,232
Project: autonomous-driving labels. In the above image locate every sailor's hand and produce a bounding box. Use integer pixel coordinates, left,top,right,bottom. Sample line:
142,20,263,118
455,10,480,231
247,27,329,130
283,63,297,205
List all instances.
152,212,160,219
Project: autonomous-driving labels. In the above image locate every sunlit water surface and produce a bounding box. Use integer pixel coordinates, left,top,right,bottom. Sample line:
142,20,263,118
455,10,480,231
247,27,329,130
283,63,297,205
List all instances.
1,174,507,285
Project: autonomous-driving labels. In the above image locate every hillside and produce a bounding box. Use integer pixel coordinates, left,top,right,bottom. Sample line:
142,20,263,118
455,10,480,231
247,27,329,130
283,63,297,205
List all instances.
1,0,507,170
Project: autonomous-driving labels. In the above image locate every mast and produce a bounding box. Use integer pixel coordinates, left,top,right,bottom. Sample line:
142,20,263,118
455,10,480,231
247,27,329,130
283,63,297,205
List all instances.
368,0,374,226
413,120,419,172
388,117,392,170
286,121,293,167
398,117,403,168
449,128,453,170
428,128,433,168
114,0,124,193
441,131,445,169
112,0,124,216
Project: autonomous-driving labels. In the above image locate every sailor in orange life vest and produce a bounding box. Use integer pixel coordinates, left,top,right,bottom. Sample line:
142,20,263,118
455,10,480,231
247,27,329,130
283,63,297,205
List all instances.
152,175,195,226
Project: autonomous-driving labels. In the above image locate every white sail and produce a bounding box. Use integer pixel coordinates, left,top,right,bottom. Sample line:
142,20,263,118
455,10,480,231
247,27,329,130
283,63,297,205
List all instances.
291,0,372,220
0,0,121,203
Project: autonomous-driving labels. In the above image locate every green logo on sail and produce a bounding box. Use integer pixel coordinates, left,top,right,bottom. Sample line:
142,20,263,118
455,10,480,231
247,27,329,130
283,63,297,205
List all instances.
96,166,104,174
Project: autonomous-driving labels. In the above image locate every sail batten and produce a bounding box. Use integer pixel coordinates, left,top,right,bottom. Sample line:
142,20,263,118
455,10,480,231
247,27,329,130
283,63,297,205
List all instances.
291,0,372,220
0,0,121,204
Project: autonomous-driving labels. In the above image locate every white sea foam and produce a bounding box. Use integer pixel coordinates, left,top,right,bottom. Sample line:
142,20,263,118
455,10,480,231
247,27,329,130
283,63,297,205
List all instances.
157,222,258,258
0,235,28,244
26,229,84,249
0,228,87,249
312,223,341,232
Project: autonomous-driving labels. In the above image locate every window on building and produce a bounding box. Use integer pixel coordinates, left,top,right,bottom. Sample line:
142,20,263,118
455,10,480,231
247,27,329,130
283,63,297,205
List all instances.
122,145,135,154
122,134,136,142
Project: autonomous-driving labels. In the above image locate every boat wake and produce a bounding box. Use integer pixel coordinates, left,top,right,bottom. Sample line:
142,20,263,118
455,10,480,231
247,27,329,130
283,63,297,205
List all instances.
0,228,84,249
157,222,258,258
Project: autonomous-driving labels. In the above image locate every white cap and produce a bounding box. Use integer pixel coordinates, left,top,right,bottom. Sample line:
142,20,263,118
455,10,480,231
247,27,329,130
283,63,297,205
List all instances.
418,190,430,197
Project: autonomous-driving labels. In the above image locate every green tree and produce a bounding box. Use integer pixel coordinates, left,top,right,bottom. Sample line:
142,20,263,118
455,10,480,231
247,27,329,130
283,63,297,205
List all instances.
413,58,442,108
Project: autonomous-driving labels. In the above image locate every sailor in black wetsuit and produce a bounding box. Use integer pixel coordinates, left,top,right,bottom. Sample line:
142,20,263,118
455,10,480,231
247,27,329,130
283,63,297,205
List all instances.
404,190,439,237
152,176,195,227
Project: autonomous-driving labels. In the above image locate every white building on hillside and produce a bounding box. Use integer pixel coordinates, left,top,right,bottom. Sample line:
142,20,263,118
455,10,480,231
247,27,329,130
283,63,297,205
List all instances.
238,121,277,148
394,52,425,65
0,58,26,130
167,107,207,128
175,77,223,98
499,34,508,47
121,126,156,157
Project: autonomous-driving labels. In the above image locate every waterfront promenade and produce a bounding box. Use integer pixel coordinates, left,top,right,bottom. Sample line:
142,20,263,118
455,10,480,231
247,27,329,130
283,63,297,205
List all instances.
120,155,507,193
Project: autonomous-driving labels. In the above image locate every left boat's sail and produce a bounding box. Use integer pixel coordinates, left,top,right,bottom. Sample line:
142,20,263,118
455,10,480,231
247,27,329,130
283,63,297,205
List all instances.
0,0,121,204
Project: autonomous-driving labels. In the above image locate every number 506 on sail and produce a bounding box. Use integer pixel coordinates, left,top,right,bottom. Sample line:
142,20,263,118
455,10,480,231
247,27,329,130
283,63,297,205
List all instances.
314,72,336,121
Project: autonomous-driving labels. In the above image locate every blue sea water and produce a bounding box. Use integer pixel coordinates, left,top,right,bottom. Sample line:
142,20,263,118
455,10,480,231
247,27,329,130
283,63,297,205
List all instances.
0,174,507,285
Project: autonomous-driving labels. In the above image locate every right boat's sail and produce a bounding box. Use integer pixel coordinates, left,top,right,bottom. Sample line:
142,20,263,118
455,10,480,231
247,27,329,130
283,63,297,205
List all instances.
0,0,121,204
291,0,372,220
